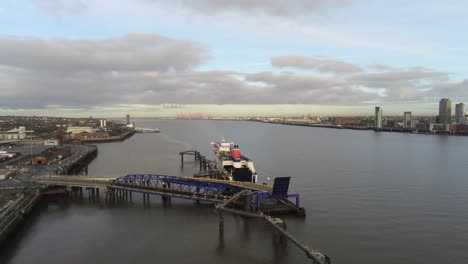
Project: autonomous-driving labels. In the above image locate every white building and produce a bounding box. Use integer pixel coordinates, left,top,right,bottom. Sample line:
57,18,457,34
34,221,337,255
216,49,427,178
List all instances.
100,119,107,128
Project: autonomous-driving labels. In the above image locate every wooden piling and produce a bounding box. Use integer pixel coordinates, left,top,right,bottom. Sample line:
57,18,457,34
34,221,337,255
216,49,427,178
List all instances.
218,211,224,235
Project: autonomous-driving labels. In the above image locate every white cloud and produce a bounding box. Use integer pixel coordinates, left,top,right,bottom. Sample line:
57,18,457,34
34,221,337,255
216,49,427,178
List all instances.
143,0,349,17
31,0,87,16
0,35,465,110
271,55,363,74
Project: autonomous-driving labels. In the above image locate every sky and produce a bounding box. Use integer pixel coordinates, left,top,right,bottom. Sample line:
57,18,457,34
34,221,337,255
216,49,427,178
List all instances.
0,0,467,117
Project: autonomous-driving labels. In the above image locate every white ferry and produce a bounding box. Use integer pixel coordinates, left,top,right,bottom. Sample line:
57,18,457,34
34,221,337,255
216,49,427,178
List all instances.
210,140,258,183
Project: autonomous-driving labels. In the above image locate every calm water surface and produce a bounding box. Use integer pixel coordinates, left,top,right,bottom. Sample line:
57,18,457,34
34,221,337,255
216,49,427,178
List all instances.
1,120,468,264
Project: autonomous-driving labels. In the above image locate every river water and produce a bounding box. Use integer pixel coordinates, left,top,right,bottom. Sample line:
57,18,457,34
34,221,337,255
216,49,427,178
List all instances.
1,119,468,264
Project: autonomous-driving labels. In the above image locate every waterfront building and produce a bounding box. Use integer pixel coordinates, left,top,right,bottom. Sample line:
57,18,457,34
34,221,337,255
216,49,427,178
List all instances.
66,126,95,134
439,98,452,125
126,114,131,125
0,127,29,140
403,112,412,129
375,107,382,129
71,131,109,140
448,124,468,133
455,103,465,124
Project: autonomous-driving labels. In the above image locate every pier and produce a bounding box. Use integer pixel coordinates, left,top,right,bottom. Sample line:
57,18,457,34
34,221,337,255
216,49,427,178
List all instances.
179,150,226,179
35,174,300,214
33,174,328,263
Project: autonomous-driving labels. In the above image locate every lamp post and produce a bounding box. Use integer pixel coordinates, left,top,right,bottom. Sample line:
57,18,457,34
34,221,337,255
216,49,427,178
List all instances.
29,132,33,165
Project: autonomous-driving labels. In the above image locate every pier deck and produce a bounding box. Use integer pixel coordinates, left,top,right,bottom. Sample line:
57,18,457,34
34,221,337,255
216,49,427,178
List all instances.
36,175,298,213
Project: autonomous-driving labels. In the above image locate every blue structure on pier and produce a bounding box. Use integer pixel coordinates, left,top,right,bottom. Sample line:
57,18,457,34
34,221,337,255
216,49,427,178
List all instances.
111,174,246,203
109,174,300,210
36,174,301,213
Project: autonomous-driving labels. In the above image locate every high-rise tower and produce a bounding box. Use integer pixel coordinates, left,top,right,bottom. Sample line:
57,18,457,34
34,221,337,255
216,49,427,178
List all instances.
375,107,382,129
455,103,465,124
439,98,452,125
403,112,412,128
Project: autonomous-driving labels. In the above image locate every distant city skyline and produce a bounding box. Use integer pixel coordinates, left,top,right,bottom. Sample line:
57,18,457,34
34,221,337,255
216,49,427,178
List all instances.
0,1,467,115
2,102,465,118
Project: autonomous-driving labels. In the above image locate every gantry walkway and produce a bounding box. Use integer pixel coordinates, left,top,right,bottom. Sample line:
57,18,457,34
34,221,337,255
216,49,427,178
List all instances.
36,174,286,205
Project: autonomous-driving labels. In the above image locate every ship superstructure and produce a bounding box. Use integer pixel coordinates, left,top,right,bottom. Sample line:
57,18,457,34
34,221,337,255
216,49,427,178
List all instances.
210,140,257,183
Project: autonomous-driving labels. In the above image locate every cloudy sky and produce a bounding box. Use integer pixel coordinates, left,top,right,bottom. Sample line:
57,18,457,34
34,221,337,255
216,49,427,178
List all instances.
0,0,467,117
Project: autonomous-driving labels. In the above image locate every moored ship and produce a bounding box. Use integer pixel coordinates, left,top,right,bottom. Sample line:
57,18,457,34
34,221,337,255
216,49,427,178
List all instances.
210,140,257,183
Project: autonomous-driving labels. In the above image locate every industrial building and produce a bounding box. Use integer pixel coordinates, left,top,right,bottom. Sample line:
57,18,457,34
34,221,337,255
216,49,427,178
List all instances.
32,147,71,165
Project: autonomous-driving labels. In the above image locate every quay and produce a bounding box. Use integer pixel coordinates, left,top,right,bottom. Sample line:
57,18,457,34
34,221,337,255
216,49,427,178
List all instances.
0,188,41,245
80,130,136,144
56,144,98,175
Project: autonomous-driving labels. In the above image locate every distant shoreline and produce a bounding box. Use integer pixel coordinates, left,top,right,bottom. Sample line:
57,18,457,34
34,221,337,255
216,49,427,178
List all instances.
169,118,468,137
252,120,468,136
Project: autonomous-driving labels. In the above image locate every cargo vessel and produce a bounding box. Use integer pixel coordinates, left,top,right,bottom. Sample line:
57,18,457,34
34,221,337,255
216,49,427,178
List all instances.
210,140,258,183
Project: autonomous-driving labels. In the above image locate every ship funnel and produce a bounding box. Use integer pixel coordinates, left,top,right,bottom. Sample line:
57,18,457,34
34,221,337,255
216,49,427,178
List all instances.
231,145,241,161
